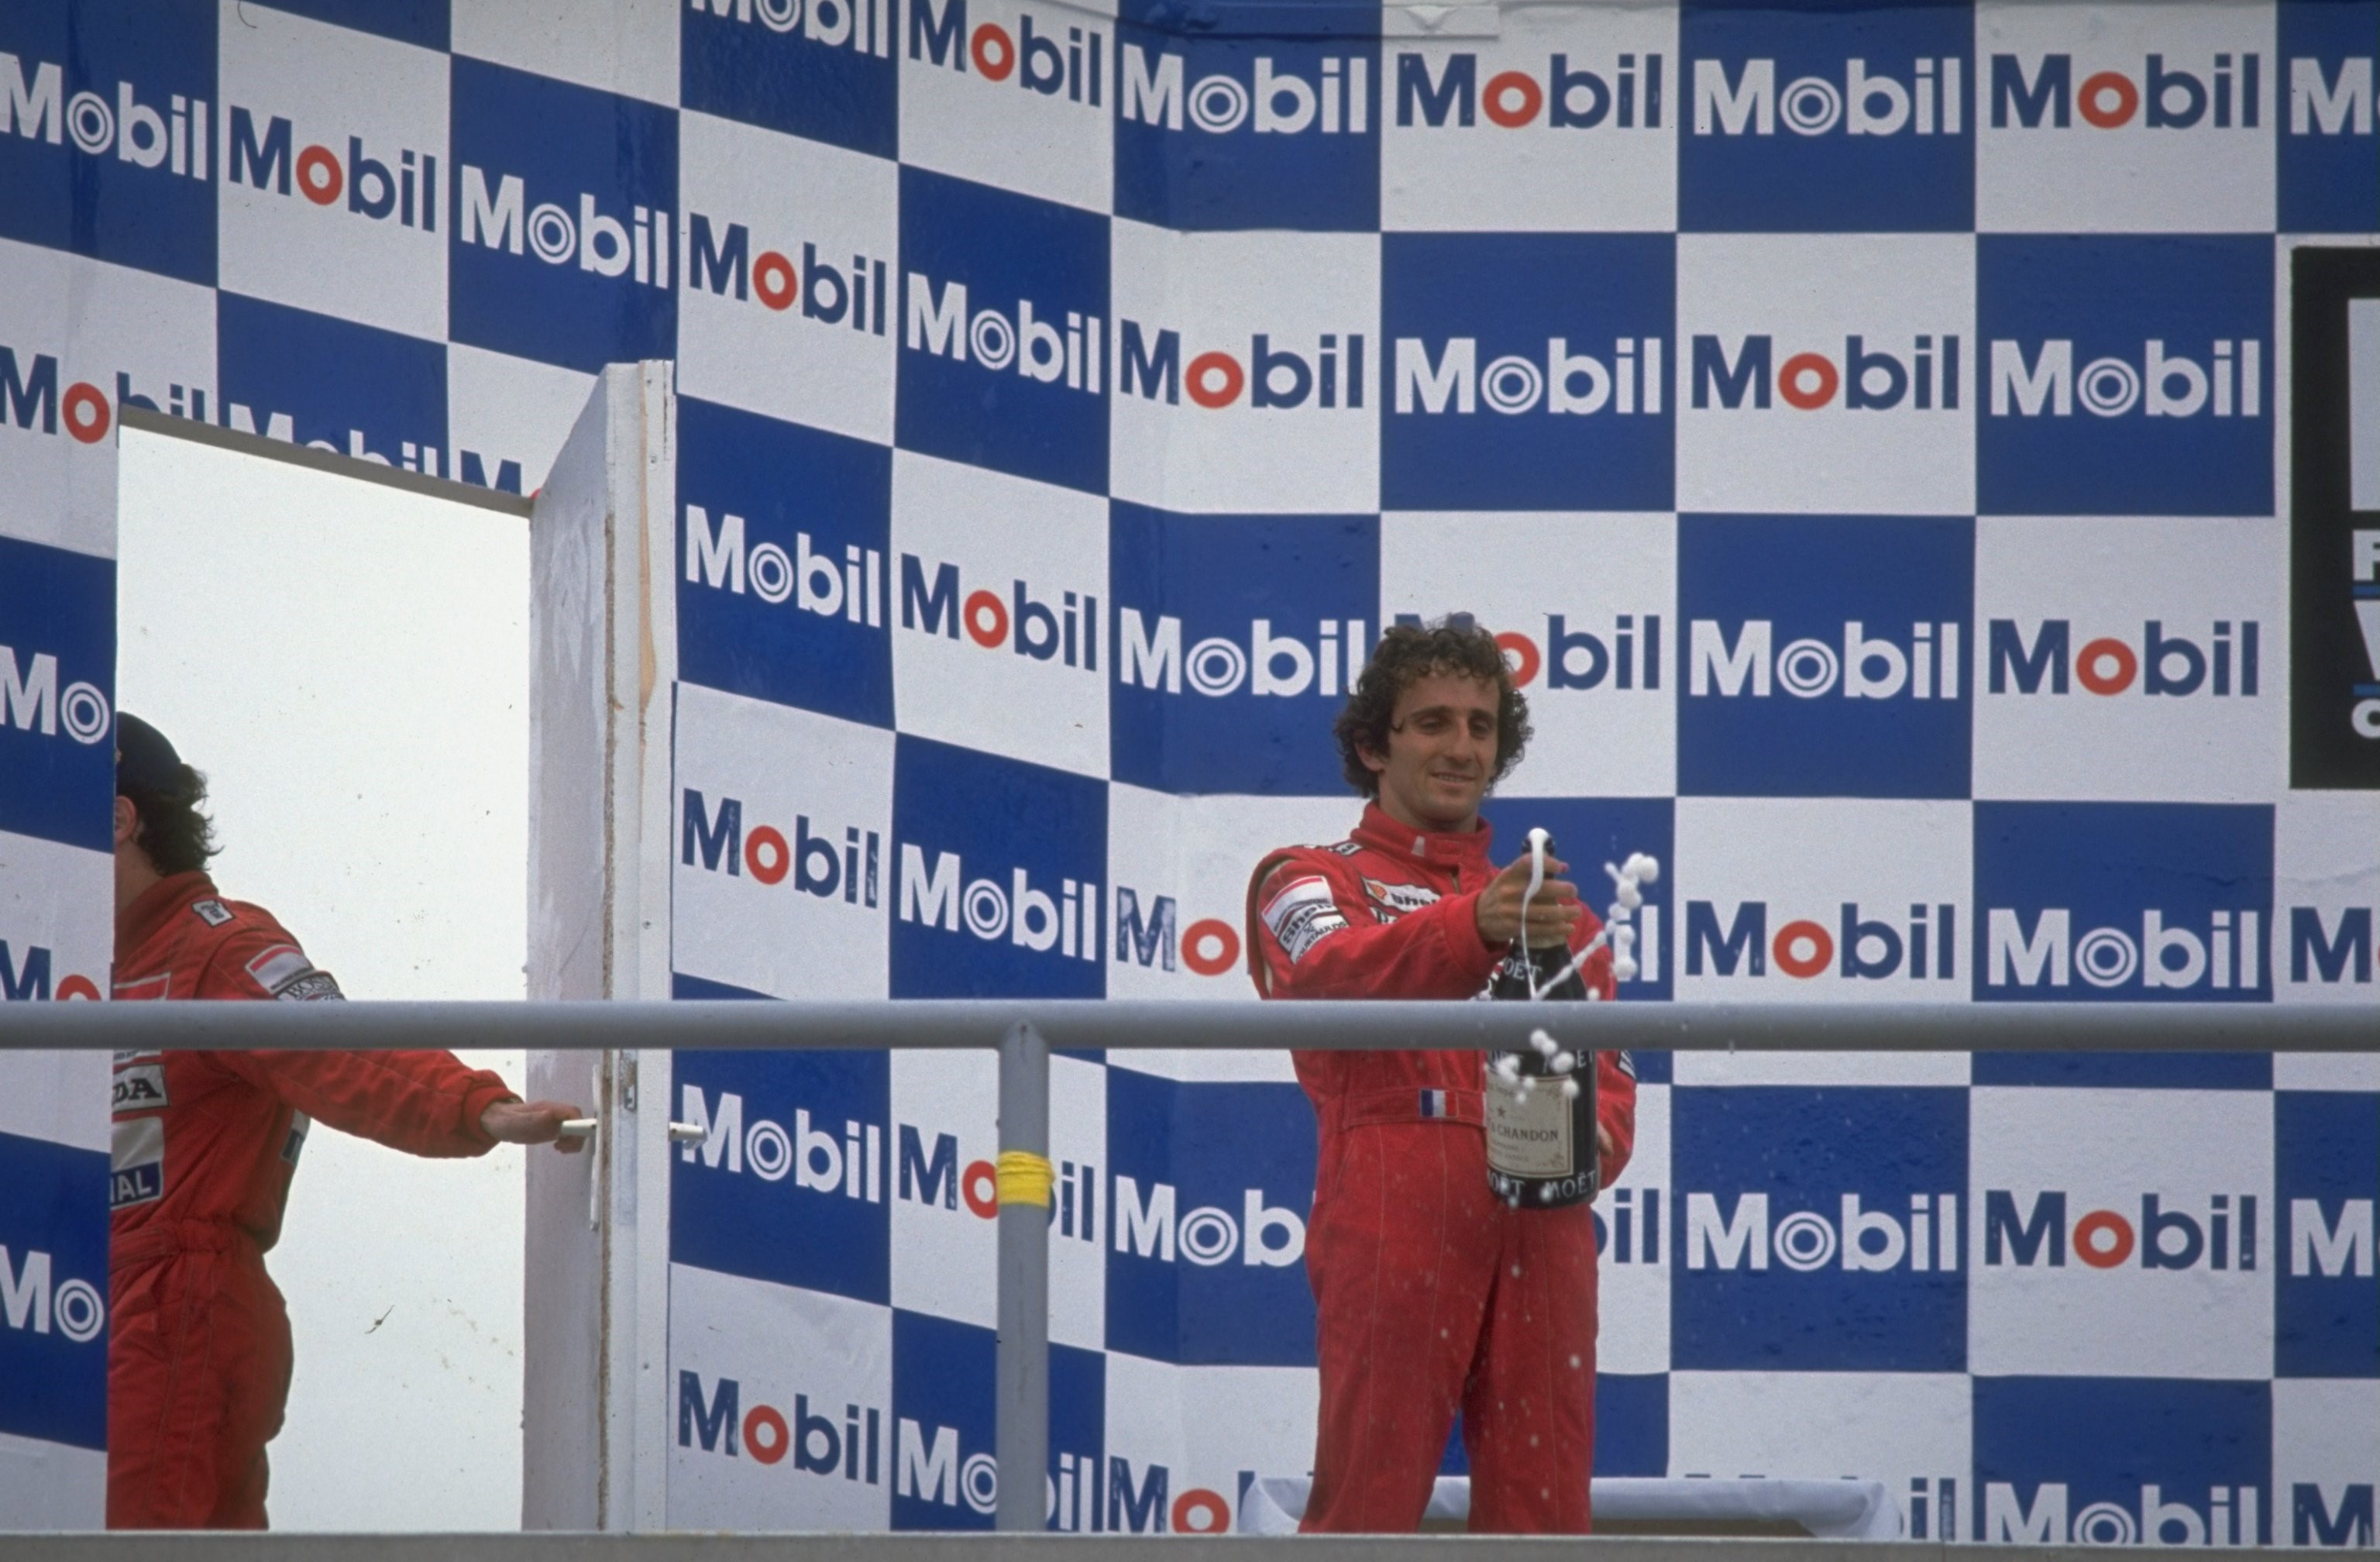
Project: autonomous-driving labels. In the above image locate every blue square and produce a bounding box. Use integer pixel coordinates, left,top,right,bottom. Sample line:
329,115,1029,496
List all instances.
1103,1066,1317,1365
1677,513,1974,799
1678,0,1974,232
1381,232,1674,511
1977,236,2274,517
0,0,216,284
1670,1084,1967,1372
2277,1090,2379,1378
1108,504,1377,796
1113,5,1379,232
1592,1373,1667,1478
1972,1378,2271,1545
2279,2,2380,234
1970,1052,2271,1090
258,0,448,50
678,398,894,729
894,167,1108,494
1479,796,1675,1002
448,58,677,373
0,535,113,853
683,0,896,159
217,292,446,463
888,736,1106,997
889,1309,1105,1530
670,1047,892,1306
0,1130,108,1451
1972,802,2275,1004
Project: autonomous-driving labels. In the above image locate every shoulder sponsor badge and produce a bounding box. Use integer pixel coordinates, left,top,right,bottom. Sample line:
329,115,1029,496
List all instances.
191,899,234,927
1261,874,1349,964
246,944,314,994
273,970,345,1003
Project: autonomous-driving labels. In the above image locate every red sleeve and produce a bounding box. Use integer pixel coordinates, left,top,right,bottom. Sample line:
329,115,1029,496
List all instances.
1247,852,1501,1001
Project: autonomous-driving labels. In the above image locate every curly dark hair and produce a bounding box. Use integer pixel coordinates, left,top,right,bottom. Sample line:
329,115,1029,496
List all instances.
121,766,219,877
1333,618,1532,798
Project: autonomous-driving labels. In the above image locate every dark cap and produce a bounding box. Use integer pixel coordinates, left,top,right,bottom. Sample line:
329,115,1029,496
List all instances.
115,713,191,800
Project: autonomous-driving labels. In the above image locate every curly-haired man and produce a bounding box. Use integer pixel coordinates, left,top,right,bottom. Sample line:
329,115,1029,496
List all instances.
1243,619,1636,1534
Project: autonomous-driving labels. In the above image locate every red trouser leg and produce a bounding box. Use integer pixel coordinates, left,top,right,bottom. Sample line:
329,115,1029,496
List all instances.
1462,1199,1600,1534
109,1244,292,1529
1300,1122,1500,1533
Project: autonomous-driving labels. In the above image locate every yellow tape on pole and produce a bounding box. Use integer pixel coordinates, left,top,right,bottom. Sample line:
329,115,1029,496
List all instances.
996,1149,1054,1209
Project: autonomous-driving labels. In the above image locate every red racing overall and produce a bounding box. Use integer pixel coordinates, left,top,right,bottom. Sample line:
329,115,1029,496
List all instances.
108,870,514,1529
1247,804,1635,1534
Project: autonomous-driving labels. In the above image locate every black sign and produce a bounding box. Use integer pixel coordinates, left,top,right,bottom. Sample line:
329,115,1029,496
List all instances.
2290,247,2380,790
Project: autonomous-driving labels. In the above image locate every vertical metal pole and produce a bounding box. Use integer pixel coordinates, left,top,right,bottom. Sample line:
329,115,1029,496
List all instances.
995,1021,1050,1533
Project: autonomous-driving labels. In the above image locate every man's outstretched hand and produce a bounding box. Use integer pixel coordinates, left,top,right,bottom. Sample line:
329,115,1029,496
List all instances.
481,1099,587,1151
1474,852,1583,950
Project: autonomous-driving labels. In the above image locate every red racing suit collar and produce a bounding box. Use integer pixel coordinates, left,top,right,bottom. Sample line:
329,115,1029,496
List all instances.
1346,801,1498,876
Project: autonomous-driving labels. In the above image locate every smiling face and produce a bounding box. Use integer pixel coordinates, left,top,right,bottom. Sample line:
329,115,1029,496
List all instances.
1360,670,1502,834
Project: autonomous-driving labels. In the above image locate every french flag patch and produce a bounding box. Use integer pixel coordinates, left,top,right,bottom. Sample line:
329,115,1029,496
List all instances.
1419,1089,1450,1119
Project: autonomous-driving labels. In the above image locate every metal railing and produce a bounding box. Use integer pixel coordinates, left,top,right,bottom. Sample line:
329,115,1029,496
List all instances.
13,998,2373,1534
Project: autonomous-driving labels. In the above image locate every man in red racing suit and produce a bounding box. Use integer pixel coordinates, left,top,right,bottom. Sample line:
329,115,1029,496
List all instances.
1246,622,1636,1535
106,714,579,1528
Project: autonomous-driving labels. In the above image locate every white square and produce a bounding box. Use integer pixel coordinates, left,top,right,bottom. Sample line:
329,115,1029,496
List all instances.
678,111,898,446
0,244,212,559
889,450,1108,776
1667,1369,1969,1521
1381,6,1677,232
1972,517,2285,803
215,1,448,343
1599,1080,1669,1375
0,831,111,1026
2275,792,2380,1034
887,1048,997,1330
665,1263,892,1529
1967,1086,2274,1379
1677,233,1974,516
1102,1353,1319,1529
1673,798,1974,1030
1976,1,2277,233
672,682,894,999
899,0,1114,215
1380,511,1676,799
452,0,681,106
1108,224,1379,514
2274,1379,2380,1545
445,342,597,497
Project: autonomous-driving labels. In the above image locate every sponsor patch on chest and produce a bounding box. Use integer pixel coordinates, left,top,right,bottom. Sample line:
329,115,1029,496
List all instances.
1361,878,1441,921
112,1062,168,1113
1261,875,1349,965
111,1116,163,1209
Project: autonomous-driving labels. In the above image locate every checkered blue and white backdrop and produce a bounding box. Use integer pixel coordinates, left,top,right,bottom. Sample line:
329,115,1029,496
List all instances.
2,0,2377,1540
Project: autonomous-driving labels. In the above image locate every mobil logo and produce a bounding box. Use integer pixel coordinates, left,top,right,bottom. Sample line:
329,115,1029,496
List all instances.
1,940,102,1003
1392,49,1664,131
449,60,677,372
1988,50,2261,132
908,0,1103,110
1689,331,1961,413
454,161,674,292
1115,319,1365,414
676,1369,886,1491
1670,1084,1966,1371
0,49,209,183
679,787,883,910
1986,618,2261,700
2278,1090,2378,1381
685,504,890,636
677,1081,884,1204
224,105,437,232
0,341,218,448
1105,1068,1317,1366
2287,903,2378,989
890,1310,1108,1531
0,1244,106,1345
1677,514,1971,799
896,167,1106,493
1693,54,1962,139
2279,2,2376,231
1381,232,1671,510
1676,2,1972,230
1,641,111,751
682,0,893,157
1095,1456,1237,1535
1474,609,1663,696
1977,236,2271,517
1983,1188,2259,1273
896,1123,1105,1246
1112,886,1241,980
1108,506,1377,794
889,741,1104,998
1685,1189,1962,1275
684,212,889,338
1976,1379,2272,1547
899,552,1099,675
1684,899,1956,986
1974,801,2273,1003
2289,53,2373,139
1118,41,1368,139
